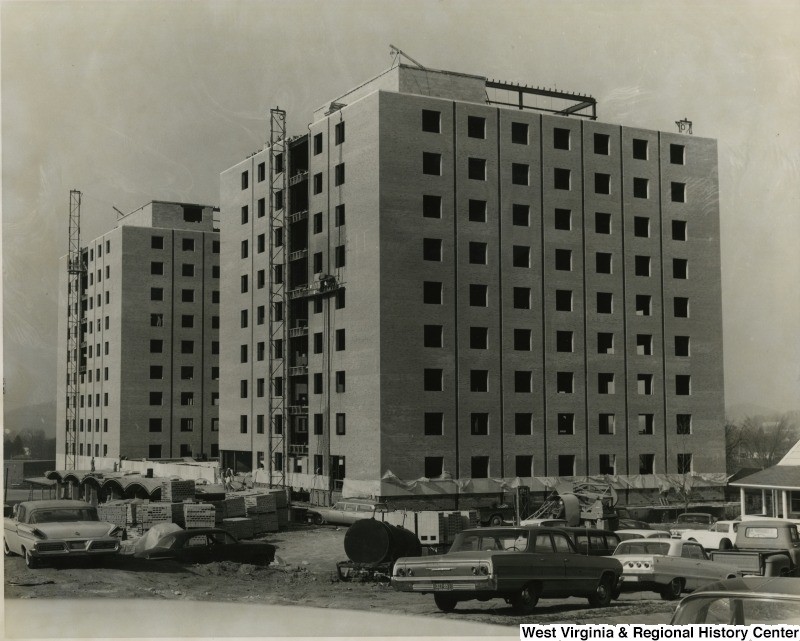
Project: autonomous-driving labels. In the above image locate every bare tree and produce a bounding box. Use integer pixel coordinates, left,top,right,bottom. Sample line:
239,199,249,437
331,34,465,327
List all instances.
725,414,799,471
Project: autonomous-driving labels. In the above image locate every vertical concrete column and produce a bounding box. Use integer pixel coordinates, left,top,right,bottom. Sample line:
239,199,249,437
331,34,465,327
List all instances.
740,487,745,517
782,490,789,519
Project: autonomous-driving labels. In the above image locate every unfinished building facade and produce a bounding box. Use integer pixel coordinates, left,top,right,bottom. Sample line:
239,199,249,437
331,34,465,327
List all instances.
56,201,221,467
219,64,724,501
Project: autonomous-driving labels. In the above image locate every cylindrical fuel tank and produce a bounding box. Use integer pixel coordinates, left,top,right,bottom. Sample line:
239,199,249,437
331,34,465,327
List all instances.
343,518,422,566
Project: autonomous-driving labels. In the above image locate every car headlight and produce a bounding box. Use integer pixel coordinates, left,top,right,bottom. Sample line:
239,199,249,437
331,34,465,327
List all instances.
396,568,405,577
407,568,414,576
108,526,124,538
30,528,47,539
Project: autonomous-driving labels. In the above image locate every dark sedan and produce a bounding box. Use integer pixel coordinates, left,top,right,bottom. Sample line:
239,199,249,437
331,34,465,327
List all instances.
134,528,276,565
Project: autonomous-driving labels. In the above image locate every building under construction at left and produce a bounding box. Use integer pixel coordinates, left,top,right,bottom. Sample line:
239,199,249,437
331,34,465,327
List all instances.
56,200,221,466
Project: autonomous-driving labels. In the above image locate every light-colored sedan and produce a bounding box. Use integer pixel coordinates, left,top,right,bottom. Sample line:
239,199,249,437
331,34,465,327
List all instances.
681,520,740,550
306,498,390,526
612,538,740,600
4,500,122,568
616,528,672,542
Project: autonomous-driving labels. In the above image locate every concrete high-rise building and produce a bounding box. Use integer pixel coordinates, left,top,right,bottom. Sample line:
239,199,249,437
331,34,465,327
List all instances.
57,201,221,468
219,65,724,500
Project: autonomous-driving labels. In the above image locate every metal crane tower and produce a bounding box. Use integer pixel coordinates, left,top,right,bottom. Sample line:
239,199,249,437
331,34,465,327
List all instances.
65,189,84,470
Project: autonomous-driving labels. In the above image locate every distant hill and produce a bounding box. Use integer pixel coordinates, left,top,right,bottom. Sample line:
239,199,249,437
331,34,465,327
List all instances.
3,402,57,437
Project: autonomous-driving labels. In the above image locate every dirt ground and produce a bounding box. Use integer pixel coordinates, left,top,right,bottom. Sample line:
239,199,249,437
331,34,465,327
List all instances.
4,523,677,629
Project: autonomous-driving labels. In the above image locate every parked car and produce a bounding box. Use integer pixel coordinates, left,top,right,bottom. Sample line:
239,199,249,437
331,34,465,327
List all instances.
133,527,276,565
306,498,390,526
659,512,716,537
391,526,622,614
616,529,672,542
558,527,621,556
612,538,740,601
4,500,122,568
709,519,800,577
477,503,516,527
670,577,800,624
681,520,740,550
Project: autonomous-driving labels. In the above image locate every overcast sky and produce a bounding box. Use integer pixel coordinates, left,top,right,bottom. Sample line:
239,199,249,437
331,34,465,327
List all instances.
2,0,798,420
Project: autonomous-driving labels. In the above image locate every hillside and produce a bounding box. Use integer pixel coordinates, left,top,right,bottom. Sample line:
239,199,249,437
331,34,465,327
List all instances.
3,401,57,437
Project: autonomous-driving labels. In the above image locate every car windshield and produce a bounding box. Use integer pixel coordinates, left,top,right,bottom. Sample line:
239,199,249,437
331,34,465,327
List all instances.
451,531,528,552
614,541,671,556
673,596,800,625
678,514,711,524
28,508,99,523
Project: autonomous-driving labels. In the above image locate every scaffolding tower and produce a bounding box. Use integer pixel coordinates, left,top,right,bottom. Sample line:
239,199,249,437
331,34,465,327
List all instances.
65,189,84,470
268,108,288,487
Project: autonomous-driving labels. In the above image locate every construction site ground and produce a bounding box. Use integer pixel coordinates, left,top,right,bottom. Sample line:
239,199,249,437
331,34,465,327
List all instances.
4,523,677,629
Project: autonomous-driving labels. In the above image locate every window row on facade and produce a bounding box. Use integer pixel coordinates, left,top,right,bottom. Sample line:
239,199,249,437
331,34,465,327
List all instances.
422,152,688,201
422,237,690,278
149,235,220,253
420,369,693,396
424,197,690,243
421,452,693,479
419,109,687,165
422,325,691,357
421,411,692,437
420,281,692,318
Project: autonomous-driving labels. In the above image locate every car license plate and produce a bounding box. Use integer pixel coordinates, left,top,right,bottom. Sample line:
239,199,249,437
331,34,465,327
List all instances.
434,582,452,591
622,576,638,582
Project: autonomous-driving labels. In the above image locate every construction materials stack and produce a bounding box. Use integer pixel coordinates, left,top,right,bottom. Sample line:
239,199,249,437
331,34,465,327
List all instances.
222,517,255,540
160,479,196,503
262,488,289,529
240,491,279,534
137,502,172,534
183,503,216,529
159,480,196,528
97,502,128,528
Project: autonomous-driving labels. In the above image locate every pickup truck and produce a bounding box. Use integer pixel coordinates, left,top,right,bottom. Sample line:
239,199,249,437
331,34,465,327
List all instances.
681,520,739,550
709,520,800,577
391,526,622,614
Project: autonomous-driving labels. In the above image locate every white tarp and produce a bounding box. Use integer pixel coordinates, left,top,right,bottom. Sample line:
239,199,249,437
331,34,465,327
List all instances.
341,471,729,499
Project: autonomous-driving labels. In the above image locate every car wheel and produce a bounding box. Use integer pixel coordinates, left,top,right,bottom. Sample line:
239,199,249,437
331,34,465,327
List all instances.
312,513,324,526
588,575,613,607
718,538,732,550
510,583,539,615
489,515,503,527
433,592,458,612
4,538,14,557
659,578,683,601
23,548,39,569
611,585,622,600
